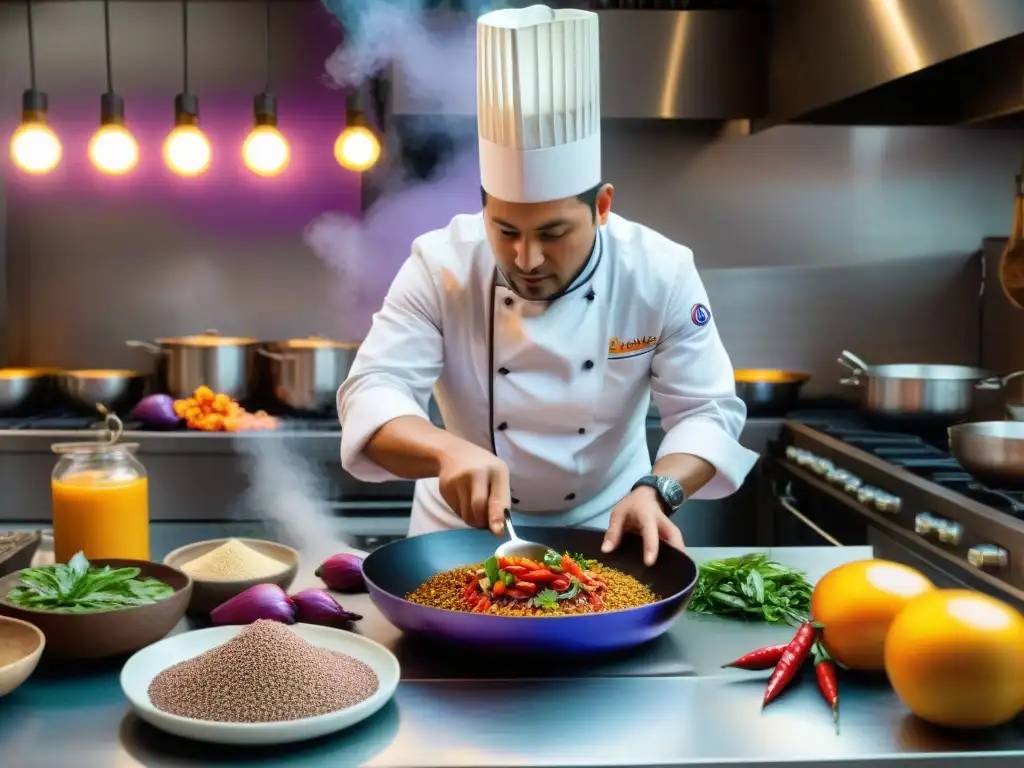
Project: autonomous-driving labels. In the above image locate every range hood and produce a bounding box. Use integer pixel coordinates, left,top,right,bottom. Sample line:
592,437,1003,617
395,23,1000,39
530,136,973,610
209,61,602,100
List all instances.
757,0,1024,130
388,10,766,121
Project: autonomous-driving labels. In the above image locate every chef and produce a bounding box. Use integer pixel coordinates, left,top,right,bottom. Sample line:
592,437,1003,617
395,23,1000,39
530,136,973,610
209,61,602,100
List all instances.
338,4,758,565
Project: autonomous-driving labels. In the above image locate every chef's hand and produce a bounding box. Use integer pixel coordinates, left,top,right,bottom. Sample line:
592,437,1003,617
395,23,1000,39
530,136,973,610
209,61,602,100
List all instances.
601,486,685,567
437,442,511,536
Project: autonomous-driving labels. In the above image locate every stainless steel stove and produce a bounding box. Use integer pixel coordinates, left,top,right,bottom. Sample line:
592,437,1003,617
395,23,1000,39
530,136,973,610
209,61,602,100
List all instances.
761,410,1024,610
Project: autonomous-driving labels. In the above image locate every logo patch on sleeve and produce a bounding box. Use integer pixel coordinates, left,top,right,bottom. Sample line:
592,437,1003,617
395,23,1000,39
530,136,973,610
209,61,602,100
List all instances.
690,303,711,327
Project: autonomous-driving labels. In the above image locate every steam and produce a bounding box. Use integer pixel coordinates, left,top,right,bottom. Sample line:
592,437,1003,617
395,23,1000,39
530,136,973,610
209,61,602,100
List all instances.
234,434,360,561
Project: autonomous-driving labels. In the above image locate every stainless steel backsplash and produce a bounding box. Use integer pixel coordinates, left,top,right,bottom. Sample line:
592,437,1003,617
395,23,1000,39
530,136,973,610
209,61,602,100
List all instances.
3,123,1020,394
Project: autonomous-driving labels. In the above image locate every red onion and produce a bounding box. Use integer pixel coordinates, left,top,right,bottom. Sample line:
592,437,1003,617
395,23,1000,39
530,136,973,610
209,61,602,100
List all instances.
315,552,367,592
290,588,363,626
210,583,296,626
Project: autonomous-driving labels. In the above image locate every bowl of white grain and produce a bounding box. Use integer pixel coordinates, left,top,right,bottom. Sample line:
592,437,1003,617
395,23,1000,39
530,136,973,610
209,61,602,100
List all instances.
164,538,298,615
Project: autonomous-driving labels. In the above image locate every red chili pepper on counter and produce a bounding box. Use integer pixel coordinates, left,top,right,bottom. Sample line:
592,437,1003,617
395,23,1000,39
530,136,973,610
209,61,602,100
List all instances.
812,640,840,733
722,644,789,671
763,622,817,708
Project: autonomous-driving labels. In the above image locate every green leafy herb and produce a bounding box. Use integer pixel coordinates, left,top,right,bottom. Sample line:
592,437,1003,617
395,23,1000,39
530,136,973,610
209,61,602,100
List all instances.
687,553,812,626
501,571,515,588
571,553,593,571
534,589,559,610
483,555,500,586
6,551,174,613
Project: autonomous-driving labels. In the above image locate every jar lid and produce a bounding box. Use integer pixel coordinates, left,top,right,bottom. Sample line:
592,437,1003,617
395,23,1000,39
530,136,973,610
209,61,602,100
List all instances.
50,408,140,455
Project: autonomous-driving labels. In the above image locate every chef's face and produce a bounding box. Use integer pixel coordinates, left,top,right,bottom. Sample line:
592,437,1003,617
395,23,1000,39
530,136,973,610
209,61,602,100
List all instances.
483,184,614,300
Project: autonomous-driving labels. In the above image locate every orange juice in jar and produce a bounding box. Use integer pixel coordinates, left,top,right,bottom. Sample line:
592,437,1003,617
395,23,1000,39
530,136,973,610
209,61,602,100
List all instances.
50,420,150,563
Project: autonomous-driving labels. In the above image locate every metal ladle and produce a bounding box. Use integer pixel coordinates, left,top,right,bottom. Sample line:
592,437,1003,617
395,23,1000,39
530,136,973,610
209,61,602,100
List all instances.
494,509,551,561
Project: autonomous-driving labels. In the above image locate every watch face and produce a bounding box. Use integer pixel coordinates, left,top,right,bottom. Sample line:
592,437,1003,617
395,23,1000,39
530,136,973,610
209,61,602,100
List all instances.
656,476,684,509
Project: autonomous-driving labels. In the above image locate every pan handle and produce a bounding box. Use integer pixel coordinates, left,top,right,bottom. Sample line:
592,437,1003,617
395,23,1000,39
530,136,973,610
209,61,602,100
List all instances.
836,350,868,386
975,369,1024,391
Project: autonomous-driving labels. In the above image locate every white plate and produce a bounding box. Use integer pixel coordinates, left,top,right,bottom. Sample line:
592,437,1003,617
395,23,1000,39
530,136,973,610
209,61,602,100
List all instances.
120,623,400,746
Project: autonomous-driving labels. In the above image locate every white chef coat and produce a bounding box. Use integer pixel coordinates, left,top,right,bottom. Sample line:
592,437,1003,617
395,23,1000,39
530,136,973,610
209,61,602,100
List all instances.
338,211,759,536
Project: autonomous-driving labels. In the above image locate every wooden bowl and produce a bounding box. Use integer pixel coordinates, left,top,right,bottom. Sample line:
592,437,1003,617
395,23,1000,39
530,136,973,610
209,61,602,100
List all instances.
0,616,45,696
163,538,299,615
0,560,191,660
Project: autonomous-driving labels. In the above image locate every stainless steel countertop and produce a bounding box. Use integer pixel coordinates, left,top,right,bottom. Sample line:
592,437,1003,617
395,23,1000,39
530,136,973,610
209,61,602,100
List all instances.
1,532,1021,767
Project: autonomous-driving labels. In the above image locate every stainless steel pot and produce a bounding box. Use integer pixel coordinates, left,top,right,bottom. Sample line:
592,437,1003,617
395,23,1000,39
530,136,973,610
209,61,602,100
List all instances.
734,369,810,417
126,330,258,401
948,421,1024,489
258,336,359,412
837,350,1024,421
57,369,148,414
0,368,61,413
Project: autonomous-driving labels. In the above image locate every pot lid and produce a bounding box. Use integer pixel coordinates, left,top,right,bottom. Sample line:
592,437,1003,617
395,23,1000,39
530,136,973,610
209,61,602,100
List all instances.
275,336,359,350
156,332,258,346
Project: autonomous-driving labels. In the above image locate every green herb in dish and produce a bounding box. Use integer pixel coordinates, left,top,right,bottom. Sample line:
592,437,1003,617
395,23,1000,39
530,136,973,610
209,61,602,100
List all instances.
6,551,174,613
687,553,813,626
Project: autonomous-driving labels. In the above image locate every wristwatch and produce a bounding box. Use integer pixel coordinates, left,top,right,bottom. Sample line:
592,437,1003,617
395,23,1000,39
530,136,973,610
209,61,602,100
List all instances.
631,475,686,515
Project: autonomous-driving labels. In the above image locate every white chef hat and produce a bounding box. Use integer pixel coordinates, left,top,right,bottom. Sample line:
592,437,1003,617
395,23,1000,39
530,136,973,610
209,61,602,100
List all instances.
476,4,601,204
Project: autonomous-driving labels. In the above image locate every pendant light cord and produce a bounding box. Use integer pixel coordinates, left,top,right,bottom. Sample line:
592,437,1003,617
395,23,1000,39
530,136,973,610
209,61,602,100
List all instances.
264,0,271,93
181,0,189,93
25,0,36,90
103,0,113,91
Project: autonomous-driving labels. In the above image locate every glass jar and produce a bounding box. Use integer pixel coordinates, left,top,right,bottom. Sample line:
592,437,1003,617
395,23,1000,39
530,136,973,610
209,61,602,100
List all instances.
50,412,149,563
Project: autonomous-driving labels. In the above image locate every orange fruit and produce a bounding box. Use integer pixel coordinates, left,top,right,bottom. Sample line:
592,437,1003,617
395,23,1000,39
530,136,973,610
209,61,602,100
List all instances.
885,590,1024,728
810,559,934,671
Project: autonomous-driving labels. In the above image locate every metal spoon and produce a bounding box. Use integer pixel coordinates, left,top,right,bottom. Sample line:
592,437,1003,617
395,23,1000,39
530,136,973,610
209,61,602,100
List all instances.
494,509,551,561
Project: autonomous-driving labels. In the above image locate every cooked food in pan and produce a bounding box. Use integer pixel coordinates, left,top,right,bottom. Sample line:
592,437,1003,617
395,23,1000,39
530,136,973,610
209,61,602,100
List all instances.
406,550,659,616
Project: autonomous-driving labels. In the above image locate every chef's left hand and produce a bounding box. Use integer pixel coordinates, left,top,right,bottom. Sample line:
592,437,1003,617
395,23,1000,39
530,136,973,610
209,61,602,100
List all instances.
601,486,685,567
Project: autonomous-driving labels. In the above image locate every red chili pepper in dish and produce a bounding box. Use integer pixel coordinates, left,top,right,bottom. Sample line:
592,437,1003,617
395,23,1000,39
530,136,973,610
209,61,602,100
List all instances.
501,564,528,575
722,644,790,671
521,569,558,583
473,597,491,613
586,590,604,611
551,578,570,591
516,558,544,571
491,580,507,597
762,622,817,708
506,589,530,600
812,641,840,733
514,581,538,595
462,577,480,601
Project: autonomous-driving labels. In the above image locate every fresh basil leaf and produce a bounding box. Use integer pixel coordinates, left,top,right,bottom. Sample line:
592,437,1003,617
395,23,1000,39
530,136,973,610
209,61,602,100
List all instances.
746,569,766,604
483,556,500,586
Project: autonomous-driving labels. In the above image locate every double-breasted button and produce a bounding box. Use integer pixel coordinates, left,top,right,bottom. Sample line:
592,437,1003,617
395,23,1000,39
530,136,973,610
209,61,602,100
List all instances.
578,427,586,435
498,367,510,375
564,493,576,501
511,497,520,505
503,297,514,307
497,422,508,431
583,360,594,370
585,290,596,301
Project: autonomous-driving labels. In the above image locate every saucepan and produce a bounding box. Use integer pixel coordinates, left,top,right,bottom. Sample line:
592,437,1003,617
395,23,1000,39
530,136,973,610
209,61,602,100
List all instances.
0,368,61,414
361,527,698,655
257,335,359,412
57,370,148,414
734,369,811,417
126,329,259,401
837,350,1024,422
948,421,1024,490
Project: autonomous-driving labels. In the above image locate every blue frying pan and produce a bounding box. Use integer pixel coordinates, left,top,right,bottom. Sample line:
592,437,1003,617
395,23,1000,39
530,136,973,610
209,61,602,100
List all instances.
361,526,698,655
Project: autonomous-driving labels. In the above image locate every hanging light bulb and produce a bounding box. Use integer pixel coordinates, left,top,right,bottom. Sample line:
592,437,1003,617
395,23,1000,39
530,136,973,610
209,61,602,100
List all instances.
164,0,210,177
334,115,381,172
10,0,61,175
242,1,288,177
89,2,137,175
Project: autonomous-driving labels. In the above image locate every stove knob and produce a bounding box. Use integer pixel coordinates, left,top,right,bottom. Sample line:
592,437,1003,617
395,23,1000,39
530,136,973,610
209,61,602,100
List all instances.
828,469,850,486
914,512,937,535
785,446,801,461
874,493,902,515
967,544,1009,569
842,475,863,494
857,486,878,505
812,458,836,477
937,521,964,546
794,450,815,467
